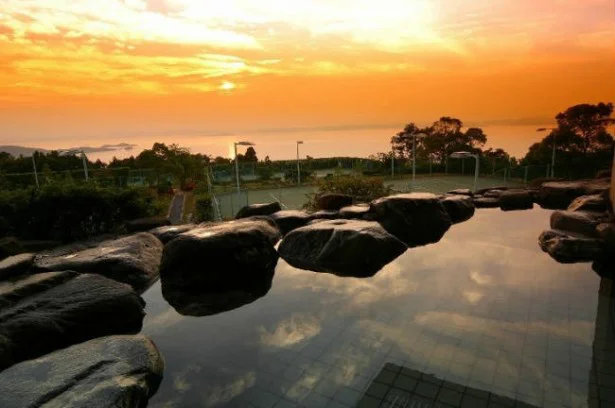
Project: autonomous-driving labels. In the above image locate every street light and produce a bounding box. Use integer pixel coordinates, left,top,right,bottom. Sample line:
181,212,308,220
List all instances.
31,151,40,188
537,127,557,178
296,141,304,187
59,149,89,181
450,151,480,192
233,141,254,194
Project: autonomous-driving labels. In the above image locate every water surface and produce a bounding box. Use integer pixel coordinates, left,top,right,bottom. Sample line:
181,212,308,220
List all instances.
143,208,608,408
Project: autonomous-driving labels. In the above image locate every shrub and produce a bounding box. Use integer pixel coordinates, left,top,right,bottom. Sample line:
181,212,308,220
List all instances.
304,175,393,210
0,185,163,242
194,194,214,222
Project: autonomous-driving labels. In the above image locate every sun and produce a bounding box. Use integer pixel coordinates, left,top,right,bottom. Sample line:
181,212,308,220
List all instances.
219,81,236,91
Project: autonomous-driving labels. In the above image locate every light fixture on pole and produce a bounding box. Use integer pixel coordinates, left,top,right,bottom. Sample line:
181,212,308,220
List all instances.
233,141,254,194
450,151,480,192
59,149,89,181
412,133,427,185
537,127,557,178
296,141,304,187
31,151,40,188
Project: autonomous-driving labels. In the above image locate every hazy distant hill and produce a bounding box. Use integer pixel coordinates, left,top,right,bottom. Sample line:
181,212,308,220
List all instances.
0,145,48,157
0,144,136,157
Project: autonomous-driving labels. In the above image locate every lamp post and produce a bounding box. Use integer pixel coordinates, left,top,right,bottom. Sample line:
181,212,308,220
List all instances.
59,149,89,181
234,141,254,194
537,127,557,178
450,151,480,192
412,133,427,184
31,152,40,188
296,141,304,187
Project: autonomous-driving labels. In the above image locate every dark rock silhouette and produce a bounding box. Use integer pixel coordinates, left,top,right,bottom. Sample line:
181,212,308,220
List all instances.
550,211,607,237
0,335,164,408
33,233,163,293
150,224,196,244
0,272,144,370
339,204,371,219
269,210,312,235
538,179,609,209
0,253,34,281
278,219,407,277
126,216,171,233
446,188,473,197
440,195,475,224
539,230,605,263
568,194,609,213
369,193,452,247
473,196,500,208
160,219,279,298
500,190,534,211
316,193,353,211
235,202,282,219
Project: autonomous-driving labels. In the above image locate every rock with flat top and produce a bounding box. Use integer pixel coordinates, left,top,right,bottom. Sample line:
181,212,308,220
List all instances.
538,179,610,209
539,229,605,263
446,189,473,197
473,196,500,208
500,190,534,211
369,193,452,247
0,253,35,281
126,216,170,233
316,194,353,211
0,335,164,408
568,194,608,213
235,202,282,219
278,219,407,277
0,271,144,370
440,195,475,224
33,233,163,292
550,211,607,237
339,204,371,219
269,210,312,235
150,224,197,244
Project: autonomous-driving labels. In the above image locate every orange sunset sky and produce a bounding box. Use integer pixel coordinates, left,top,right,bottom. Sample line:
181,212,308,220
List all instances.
0,0,614,160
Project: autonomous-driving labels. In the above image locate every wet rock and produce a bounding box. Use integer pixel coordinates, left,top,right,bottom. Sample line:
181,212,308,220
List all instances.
160,218,279,292
539,230,605,263
597,223,615,249
316,194,353,211
235,202,282,219
0,238,24,261
278,219,407,277
550,211,606,237
0,335,164,408
568,194,608,213
0,253,34,281
500,190,534,211
369,193,452,247
484,189,505,198
476,186,508,195
339,204,371,219
310,210,340,220
538,179,610,209
440,195,475,224
150,224,197,244
126,216,171,233
0,272,144,370
33,233,163,292
446,189,473,197
269,210,312,235
473,196,501,208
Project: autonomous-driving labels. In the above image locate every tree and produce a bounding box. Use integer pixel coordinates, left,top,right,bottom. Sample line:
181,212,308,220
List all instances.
390,123,428,160
243,147,258,162
555,102,614,153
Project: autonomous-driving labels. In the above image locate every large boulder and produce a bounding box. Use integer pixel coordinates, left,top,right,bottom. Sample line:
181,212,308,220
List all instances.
160,218,279,293
149,224,196,244
269,210,312,235
446,189,473,197
369,193,452,247
126,216,171,233
278,219,407,277
235,202,282,219
0,272,144,370
538,179,610,209
339,204,371,219
539,230,605,263
0,253,35,281
440,195,475,224
316,194,353,211
33,233,163,292
476,186,508,195
0,335,164,408
473,196,500,208
568,194,608,213
0,238,25,261
550,211,607,237
310,210,339,220
500,190,534,211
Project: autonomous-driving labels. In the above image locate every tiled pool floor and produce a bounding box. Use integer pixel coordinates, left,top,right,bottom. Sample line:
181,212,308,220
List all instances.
142,209,612,408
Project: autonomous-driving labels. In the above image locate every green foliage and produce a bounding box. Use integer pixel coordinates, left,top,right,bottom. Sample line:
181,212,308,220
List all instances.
304,175,392,210
285,168,314,183
0,185,163,242
194,194,214,222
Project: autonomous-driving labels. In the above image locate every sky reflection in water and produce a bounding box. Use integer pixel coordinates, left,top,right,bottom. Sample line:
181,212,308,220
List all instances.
142,208,603,408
